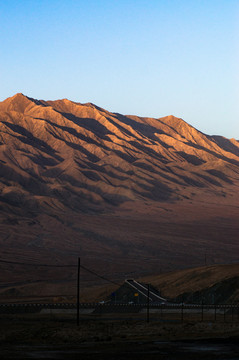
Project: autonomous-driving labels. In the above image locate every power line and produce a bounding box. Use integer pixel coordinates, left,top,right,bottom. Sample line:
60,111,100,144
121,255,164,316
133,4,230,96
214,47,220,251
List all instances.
80,264,121,286
0,258,121,286
0,294,76,299
0,258,77,267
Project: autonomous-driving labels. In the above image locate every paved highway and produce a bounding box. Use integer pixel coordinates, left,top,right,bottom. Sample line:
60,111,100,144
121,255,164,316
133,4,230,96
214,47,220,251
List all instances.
125,279,166,303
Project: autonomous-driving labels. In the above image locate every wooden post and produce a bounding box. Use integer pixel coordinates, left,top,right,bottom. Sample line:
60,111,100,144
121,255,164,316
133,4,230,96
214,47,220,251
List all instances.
77,257,80,326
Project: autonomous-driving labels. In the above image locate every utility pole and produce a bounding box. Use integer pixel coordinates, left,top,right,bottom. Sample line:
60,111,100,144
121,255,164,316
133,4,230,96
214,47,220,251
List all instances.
77,257,80,326
147,284,150,323
201,299,204,322
181,295,184,322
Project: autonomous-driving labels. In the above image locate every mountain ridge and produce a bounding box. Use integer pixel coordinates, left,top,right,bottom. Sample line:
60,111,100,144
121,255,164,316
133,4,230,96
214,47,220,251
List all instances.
0,93,239,216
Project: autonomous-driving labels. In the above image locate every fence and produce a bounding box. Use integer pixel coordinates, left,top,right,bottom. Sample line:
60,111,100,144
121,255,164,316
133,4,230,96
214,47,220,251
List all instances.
0,302,239,323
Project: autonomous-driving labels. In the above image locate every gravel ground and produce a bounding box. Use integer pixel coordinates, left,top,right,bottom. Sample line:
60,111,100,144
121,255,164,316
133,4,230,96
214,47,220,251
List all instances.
1,314,239,359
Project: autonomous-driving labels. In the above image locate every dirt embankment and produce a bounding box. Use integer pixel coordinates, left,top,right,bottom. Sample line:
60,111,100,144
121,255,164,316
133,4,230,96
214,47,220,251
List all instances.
141,264,239,304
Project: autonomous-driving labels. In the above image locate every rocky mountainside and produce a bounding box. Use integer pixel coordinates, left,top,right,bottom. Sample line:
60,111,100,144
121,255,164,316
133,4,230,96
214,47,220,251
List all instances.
0,93,239,299
0,93,238,216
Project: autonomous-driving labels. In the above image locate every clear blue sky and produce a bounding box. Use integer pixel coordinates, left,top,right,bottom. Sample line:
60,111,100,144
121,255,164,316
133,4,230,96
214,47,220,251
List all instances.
0,0,238,138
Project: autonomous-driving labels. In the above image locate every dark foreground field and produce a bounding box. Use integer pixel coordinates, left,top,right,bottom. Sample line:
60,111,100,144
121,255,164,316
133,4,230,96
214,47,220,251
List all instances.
1,314,239,359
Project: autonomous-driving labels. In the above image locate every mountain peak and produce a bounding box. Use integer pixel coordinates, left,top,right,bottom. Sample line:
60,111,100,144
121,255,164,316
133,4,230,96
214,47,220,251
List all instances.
0,93,37,113
12,92,27,98
7,92,31,102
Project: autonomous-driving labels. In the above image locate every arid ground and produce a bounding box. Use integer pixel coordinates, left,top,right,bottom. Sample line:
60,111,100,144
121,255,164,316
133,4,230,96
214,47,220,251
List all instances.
1,313,239,359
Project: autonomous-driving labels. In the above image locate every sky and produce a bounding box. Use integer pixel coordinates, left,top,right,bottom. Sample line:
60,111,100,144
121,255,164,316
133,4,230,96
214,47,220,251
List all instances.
0,0,238,138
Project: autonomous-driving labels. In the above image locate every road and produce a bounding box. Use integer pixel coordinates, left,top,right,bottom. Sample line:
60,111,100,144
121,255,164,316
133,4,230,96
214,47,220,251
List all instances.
125,279,166,303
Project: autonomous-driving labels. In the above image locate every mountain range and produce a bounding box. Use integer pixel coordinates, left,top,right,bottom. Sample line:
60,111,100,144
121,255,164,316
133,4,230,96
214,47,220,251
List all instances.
0,93,238,299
